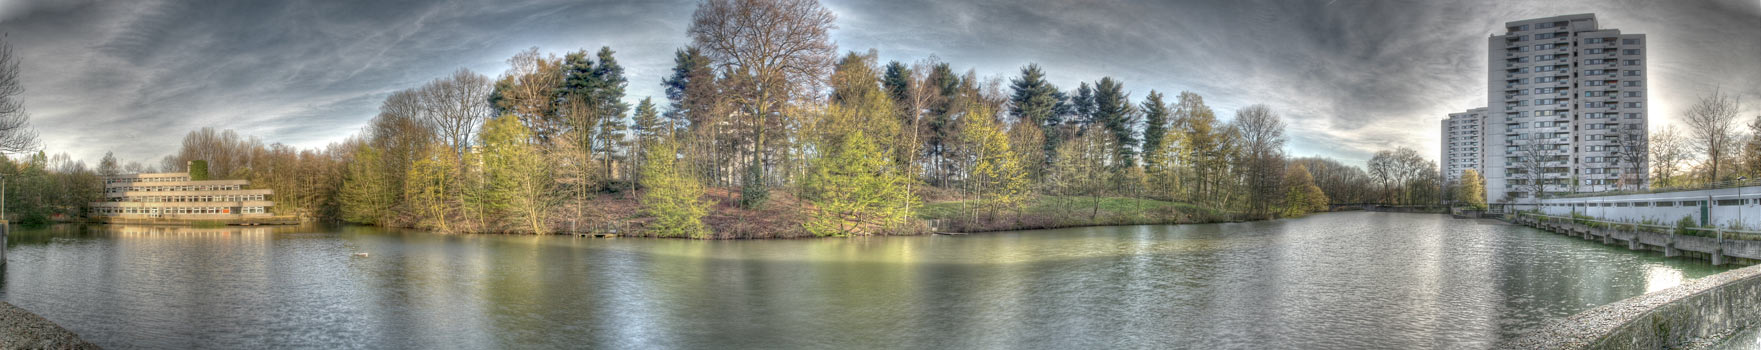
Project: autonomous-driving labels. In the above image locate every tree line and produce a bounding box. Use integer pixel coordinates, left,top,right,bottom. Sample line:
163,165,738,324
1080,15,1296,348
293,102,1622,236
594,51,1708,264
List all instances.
47,0,1456,235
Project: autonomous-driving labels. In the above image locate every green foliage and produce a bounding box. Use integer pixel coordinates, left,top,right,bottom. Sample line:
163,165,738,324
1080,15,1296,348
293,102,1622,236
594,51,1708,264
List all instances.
0,152,101,225
1047,131,1111,218
403,143,456,232
663,47,714,132
1091,77,1136,167
639,139,711,238
804,131,914,237
1008,63,1065,166
1279,164,1329,217
1140,90,1170,173
187,159,210,181
632,98,663,142
1456,169,1487,210
1676,215,1698,236
961,107,1031,214
338,143,394,225
481,114,556,234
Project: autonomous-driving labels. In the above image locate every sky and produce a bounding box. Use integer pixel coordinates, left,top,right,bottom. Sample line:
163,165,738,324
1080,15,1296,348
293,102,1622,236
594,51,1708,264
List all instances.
0,0,1756,168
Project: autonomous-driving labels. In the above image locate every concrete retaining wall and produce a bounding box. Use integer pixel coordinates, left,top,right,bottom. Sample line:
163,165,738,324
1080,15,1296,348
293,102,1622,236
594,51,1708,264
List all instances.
1514,263,1761,349
1513,214,1758,265
1514,185,1761,229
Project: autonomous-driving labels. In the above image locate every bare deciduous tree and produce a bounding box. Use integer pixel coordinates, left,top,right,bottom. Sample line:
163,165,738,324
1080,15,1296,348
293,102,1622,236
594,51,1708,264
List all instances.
0,36,39,154
1683,90,1742,182
689,0,837,206
1233,104,1285,217
417,68,493,156
1608,123,1649,191
1650,125,1691,187
1510,136,1554,204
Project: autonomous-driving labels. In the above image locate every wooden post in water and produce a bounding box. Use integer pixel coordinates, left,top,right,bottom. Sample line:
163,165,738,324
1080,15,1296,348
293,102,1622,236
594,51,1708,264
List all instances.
1,220,7,267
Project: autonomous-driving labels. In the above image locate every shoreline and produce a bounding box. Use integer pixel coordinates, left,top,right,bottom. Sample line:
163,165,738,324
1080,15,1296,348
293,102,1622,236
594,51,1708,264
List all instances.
0,301,100,349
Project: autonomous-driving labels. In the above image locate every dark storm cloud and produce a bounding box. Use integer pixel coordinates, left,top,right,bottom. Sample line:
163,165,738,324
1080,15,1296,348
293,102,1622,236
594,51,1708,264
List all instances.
0,0,1756,167
1,0,698,165
828,0,1761,164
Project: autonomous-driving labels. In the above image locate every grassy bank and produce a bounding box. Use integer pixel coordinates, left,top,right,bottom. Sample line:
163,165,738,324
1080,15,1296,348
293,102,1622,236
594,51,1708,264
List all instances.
915,196,1243,233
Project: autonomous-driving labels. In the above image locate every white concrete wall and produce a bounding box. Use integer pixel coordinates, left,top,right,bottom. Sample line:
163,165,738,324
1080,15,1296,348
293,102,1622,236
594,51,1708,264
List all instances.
1514,185,1761,229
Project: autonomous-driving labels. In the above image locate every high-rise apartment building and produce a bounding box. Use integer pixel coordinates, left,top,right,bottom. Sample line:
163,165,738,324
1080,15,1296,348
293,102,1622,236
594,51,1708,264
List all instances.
1442,107,1488,183
1476,13,1648,203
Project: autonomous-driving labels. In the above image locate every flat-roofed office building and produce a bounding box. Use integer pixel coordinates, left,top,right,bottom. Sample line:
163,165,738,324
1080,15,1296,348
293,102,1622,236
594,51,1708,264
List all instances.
87,171,275,219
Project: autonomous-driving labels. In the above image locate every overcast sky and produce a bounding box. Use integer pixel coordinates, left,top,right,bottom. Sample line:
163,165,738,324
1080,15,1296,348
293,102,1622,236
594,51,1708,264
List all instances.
0,0,1756,168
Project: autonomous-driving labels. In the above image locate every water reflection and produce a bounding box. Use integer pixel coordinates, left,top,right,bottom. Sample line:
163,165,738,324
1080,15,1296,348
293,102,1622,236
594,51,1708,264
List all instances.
1644,265,1686,294
0,214,1732,349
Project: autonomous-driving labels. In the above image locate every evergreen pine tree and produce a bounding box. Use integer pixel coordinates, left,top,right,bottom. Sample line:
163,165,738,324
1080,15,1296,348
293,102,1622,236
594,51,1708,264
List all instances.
1008,64,1066,167
1092,77,1137,167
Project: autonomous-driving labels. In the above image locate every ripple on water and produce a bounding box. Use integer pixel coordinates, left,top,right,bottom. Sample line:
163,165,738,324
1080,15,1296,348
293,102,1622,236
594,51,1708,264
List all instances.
0,214,1734,349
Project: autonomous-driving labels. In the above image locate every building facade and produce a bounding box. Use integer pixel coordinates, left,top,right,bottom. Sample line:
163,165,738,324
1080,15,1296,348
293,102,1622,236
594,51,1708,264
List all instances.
87,172,275,219
1481,13,1648,203
1442,107,1489,184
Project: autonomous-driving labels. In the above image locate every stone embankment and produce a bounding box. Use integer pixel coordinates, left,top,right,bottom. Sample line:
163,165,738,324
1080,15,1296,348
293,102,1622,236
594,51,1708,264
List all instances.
1513,264,1761,349
0,302,100,350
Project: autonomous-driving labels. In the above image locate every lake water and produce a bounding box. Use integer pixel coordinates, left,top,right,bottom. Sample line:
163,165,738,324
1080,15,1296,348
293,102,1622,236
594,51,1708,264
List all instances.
0,212,1729,349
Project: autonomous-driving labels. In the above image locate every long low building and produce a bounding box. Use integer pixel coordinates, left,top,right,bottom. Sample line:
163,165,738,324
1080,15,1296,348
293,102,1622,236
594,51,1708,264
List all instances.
1523,185,1761,229
87,171,275,219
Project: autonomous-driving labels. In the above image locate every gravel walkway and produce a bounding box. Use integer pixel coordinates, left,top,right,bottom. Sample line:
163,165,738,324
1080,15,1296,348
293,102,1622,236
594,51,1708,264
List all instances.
0,302,99,350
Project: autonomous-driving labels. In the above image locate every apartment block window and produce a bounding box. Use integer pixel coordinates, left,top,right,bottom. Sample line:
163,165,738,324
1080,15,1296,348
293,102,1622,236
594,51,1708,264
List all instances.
1623,60,1639,66
1625,102,1643,108
1624,71,1639,77
1623,49,1640,55
1622,39,1639,45
1625,81,1641,87
1624,91,1641,97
